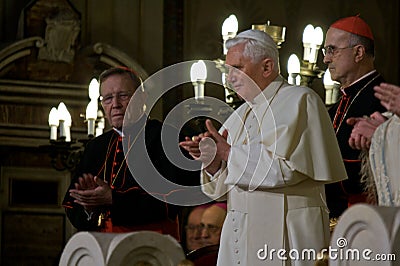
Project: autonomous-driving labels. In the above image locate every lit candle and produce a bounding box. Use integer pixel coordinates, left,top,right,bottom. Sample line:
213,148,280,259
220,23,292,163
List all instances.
323,69,340,105
57,102,72,142
88,78,99,111
86,100,97,137
287,54,300,85
308,27,323,64
64,110,71,142
221,14,238,55
302,24,314,62
190,60,207,101
48,107,59,140
332,87,340,104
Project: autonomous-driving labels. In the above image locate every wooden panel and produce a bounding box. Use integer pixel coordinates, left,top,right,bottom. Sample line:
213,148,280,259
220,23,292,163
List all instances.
0,167,73,266
0,167,70,210
10,179,59,207
2,212,65,266
0,79,89,147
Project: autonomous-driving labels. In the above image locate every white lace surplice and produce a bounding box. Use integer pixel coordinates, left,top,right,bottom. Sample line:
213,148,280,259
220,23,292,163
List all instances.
370,115,400,206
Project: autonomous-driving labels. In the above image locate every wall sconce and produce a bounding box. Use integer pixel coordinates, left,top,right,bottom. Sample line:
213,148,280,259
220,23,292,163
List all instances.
186,60,212,133
298,24,324,87
323,69,340,105
287,54,301,85
43,78,102,171
45,102,80,171
252,20,286,48
221,14,238,55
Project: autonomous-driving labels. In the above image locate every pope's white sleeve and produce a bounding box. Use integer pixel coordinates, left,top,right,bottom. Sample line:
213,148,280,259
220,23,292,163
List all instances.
200,161,228,201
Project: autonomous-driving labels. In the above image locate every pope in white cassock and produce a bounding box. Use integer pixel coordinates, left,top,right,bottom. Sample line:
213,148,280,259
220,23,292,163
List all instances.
180,29,347,266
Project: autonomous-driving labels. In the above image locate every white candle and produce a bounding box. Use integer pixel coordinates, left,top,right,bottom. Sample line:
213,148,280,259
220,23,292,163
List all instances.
50,125,57,141
95,127,103,137
48,107,59,140
57,102,72,142
221,14,238,55
332,87,340,104
96,116,105,137
86,100,98,137
195,81,205,101
87,119,95,137
190,60,207,101
308,47,317,63
287,54,300,85
65,126,71,142
325,89,333,105
59,120,66,139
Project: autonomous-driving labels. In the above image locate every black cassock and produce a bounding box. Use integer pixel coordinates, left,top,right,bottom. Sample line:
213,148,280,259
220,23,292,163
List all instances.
63,116,202,237
325,72,386,218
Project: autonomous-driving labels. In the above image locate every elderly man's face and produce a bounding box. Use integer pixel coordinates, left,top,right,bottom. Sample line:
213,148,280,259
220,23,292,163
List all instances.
185,207,206,251
200,205,226,247
225,43,265,101
323,28,358,87
100,73,136,129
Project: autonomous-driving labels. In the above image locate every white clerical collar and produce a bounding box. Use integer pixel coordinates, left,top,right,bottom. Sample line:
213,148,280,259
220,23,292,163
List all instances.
113,127,123,136
341,70,377,91
113,113,146,137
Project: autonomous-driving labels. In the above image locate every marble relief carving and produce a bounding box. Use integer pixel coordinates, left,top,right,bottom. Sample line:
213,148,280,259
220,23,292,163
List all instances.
38,9,80,63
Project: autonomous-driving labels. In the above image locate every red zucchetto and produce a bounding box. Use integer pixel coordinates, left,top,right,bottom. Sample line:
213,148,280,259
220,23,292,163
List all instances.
330,15,374,40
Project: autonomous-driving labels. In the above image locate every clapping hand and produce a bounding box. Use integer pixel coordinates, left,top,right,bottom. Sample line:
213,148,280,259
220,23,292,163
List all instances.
374,82,400,117
180,119,230,174
347,112,386,150
69,174,112,209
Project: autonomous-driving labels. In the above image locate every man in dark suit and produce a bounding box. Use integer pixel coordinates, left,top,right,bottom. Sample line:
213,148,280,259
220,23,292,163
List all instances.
63,67,199,239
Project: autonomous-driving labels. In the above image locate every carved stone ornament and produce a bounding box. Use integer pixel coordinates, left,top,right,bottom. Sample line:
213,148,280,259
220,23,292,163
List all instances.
38,9,80,63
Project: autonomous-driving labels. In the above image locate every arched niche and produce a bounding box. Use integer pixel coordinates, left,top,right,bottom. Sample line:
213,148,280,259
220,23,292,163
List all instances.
0,37,148,147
